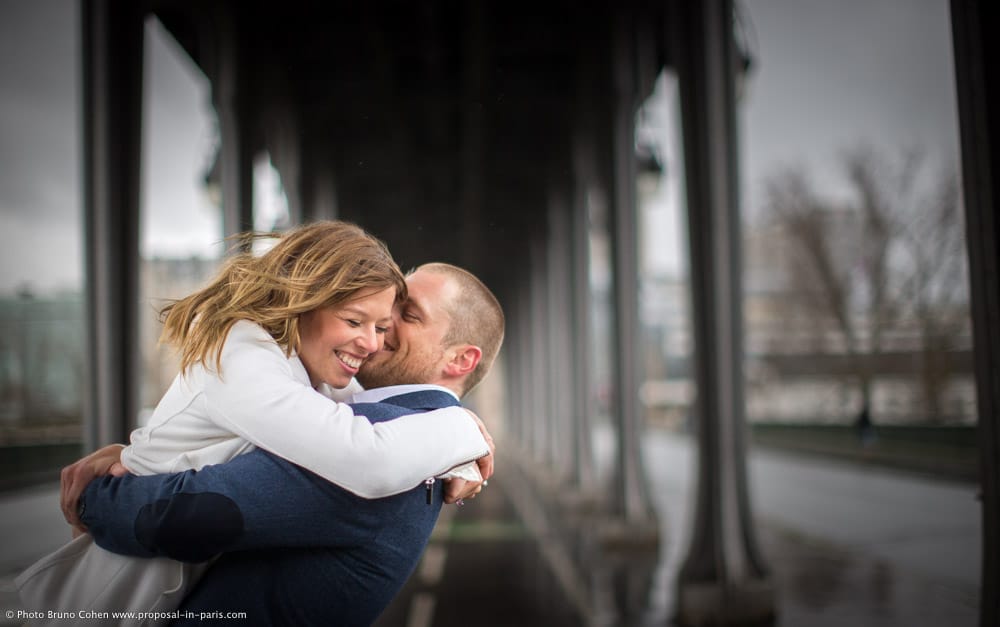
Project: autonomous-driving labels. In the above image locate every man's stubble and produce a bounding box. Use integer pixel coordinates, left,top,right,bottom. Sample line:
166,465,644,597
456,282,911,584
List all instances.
356,344,445,390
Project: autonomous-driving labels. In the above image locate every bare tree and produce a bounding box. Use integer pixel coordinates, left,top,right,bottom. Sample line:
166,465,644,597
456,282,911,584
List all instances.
895,166,970,420
762,145,968,423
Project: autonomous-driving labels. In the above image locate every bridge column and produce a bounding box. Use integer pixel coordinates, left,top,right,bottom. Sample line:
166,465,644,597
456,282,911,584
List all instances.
670,0,775,623
950,1,1000,624
299,144,339,222
511,279,538,457
546,187,575,481
607,6,656,528
214,10,254,238
529,235,553,466
569,179,597,493
81,0,145,448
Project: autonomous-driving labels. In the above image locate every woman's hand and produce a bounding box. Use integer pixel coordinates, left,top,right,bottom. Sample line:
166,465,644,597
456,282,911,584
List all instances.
446,409,496,505
464,409,495,481
443,478,485,504
60,444,128,534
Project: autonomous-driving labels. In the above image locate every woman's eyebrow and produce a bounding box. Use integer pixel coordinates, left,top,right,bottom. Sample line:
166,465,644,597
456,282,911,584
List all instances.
341,304,389,320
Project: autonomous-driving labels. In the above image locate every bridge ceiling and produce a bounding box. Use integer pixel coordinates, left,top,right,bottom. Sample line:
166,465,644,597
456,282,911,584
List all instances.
153,0,665,298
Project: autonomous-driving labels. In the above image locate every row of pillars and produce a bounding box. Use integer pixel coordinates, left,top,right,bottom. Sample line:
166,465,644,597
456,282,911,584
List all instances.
496,2,775,624
80,0,776,623
80,0,783,623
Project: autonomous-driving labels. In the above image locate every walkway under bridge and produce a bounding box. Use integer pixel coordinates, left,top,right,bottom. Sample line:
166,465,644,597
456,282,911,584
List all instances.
23,0,1000,624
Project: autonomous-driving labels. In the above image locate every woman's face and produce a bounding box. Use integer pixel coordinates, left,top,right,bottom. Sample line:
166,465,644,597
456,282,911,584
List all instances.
298,286,396,389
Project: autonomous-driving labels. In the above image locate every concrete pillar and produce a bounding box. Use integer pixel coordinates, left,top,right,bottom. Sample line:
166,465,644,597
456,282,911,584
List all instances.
950,1,999,624
81,0,145,448
669,0,775,623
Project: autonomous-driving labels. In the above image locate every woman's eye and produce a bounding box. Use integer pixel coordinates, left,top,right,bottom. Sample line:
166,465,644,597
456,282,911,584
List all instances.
376,326,389,334
346,319,361,328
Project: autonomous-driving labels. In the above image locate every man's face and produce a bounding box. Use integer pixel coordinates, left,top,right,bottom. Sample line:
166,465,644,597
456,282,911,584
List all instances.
356,269,457,389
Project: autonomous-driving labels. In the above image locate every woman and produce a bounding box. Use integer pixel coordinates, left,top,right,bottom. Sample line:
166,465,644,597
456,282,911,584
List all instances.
17,220,491,624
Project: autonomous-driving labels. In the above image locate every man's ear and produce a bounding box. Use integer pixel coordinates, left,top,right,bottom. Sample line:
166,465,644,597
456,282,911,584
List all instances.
444,345,482,377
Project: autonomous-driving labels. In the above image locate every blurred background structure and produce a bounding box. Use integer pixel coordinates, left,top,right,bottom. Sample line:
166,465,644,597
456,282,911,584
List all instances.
1,0,997,625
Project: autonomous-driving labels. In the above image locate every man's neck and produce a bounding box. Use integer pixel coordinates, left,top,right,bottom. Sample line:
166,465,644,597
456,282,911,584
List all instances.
351,383,460,404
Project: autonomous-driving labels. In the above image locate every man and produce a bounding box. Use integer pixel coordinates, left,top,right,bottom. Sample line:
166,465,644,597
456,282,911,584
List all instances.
57,263,503,625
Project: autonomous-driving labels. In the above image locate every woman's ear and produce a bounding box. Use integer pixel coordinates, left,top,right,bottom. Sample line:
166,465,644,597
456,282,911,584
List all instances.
445,345,483,377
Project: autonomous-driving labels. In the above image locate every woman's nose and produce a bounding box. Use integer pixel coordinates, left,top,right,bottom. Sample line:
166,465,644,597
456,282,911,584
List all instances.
359,326,380,353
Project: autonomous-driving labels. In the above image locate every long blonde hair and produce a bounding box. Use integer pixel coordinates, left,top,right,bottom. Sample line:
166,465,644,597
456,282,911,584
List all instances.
160,220,406,374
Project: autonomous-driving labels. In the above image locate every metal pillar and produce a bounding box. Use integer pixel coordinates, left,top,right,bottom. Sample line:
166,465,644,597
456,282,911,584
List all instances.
530,236,553,466
214,13,254,238
950,1,999,624
608,8,656,525
458,0,486,270
512,283,535,455
568,59,602,493
502,301,524,445
547,189,574,481
264,112,303,227
299,148,339,223
570,179,597,493
81,0,145,449
670,0,774,623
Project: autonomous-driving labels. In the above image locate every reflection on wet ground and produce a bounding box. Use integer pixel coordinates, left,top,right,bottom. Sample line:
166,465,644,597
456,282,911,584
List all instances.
381,428,979,626
761,522,977,627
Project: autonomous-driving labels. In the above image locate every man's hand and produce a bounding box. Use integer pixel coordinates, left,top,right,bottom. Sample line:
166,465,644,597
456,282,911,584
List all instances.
60,444,128,533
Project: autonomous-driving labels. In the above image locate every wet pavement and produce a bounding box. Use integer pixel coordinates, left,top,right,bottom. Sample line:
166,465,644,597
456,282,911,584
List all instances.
0,429,982,626
373,483,583,627
374,428,980,626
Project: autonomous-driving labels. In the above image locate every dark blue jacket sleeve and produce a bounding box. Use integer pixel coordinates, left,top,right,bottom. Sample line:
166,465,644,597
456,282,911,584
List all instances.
80,449,396,562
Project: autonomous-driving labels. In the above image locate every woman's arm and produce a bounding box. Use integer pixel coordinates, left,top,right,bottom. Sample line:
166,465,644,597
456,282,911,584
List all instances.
201,322,489,497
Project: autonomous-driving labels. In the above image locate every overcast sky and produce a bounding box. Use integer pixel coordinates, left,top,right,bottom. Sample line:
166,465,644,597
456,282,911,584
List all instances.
0,0,960,293
740,0,958,205
641,0,957,277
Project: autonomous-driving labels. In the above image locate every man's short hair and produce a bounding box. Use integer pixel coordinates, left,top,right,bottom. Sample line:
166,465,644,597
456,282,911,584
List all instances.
417,263,505,395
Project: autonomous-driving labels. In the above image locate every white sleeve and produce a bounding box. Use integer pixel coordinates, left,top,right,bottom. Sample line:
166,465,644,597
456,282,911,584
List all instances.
202,322,490,498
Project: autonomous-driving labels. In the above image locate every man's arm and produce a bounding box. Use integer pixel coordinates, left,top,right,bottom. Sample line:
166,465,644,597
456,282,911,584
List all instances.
80,449,398,562
60,443,128,533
